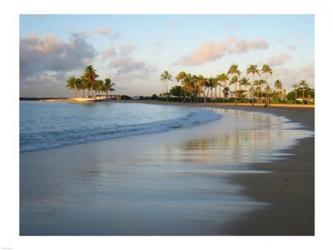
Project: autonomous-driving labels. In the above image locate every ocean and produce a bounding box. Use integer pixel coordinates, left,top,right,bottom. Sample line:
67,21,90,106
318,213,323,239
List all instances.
20,101,222,152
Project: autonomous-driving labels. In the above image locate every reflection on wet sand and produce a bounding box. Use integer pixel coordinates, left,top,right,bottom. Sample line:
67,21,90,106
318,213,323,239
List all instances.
165,109,311,165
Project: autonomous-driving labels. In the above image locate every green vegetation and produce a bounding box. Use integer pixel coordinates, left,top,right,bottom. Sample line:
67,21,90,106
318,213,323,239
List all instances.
66,65,115,97
66,64,314,105
158,64,315,105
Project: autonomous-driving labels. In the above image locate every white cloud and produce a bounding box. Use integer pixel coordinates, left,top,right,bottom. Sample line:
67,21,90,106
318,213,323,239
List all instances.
268,53,292,66
111,56,157,81
119,43,137,56
20,34,96,82
178,37,269,65
101,46,117,60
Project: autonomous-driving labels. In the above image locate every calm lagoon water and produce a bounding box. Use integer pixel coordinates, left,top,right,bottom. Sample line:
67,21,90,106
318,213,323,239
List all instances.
20,102,313,235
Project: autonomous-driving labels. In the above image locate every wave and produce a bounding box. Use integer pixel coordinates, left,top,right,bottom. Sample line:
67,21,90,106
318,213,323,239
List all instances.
20,108,222,153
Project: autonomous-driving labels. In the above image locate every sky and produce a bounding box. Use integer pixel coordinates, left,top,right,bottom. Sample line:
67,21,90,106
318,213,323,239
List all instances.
20,15,314,97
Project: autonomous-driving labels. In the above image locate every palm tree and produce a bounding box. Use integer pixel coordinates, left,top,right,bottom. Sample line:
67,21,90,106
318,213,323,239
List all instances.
82,65,98,97
109,82,116,95
299,80,309,102
207,77,218,99
239,77,251,101
217,73,229,100
264,84,271,105
104,78,111,96
196,75,208,103
228,64,241,104
229,75,239,103
247,64,260,105
274,79,283,100
261,64,273,75
74,78,83,97
223,86,231,100
255,79,267,101
66,76,77,96
65,65,116,99
253,80,261,101
176,71,187,82
176,72,194,102
192,75,205,102
292,83,299,101
160,70,173,101
93,80,104,95
261,64,273,106
104,78,116,96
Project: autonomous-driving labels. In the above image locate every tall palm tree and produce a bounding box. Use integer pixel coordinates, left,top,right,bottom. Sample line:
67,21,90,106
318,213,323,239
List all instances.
274,79,283,100
82,65,98,97
191,75,204,102
66,76,77,96
93,80,104,95
160,70,173,101
176,71,187,82
239,77,251,100
261,64,273,106
217,73,229,100
208,77,218,99
255,79,267,101
292,83,299,101
264,84,271,105
299,80,309,102
176,72,195,102
104,78,111,96
247,64,260,105
104,78,115,96
228,64,241,104
109,82,116,95
253,80,261,101
229,75,239,103
223,86,231,100
74,78,83,97
261,64,273,75
196,75,208,103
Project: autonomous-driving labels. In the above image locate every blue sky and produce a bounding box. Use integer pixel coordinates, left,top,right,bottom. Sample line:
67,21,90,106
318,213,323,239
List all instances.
20,15,314,97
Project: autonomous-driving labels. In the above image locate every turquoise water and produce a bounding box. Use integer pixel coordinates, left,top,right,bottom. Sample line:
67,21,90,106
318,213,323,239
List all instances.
20,101,221,152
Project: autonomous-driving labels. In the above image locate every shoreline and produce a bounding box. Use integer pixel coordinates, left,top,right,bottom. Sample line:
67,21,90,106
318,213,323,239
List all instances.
126,100,314,129
20,97,315,109
128,100,315,235
125,99,314,113
20,96,114,103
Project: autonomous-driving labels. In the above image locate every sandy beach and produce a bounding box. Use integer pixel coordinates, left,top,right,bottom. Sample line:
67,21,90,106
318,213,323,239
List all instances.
132,100,315,235
20,101,314,235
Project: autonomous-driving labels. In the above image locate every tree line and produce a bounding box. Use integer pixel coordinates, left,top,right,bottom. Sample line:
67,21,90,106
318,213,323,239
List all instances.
160,64,314,104
66,65,115,97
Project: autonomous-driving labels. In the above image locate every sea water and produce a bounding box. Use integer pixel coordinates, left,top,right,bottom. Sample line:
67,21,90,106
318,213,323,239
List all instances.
20,101,221,152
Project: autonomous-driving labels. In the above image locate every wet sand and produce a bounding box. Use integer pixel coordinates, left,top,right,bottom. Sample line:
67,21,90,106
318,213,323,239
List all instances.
133,101,315,235
220,106,314,235
20,101,314,235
